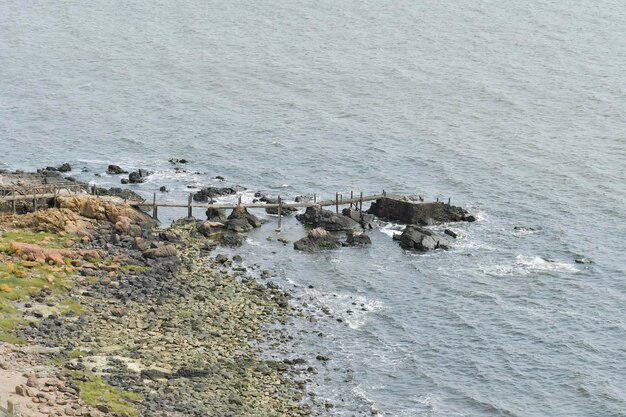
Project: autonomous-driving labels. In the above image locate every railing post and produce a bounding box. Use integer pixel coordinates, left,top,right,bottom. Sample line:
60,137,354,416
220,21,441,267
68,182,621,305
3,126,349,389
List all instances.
313,193,316,203
448,197,451,206
12,187,16,214
33,189,37,212
350,191,354,209
276,195,282,232
187,193,193,218
359,191,363,211
53,188,57,208
335,192,339,213
152,192,157,220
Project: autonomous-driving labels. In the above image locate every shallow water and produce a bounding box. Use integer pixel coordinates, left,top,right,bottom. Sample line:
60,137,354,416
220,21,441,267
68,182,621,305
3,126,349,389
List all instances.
2,1,626,415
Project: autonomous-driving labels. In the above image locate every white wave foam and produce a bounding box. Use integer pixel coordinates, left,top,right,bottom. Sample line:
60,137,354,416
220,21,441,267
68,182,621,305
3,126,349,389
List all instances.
379,222,404,238
516,255,580,273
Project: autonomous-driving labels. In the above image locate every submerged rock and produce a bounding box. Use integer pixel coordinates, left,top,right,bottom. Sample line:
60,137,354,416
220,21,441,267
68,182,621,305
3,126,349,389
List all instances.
294,228,341,252
367,198,471,225
397,225,451,251
296,205,361,232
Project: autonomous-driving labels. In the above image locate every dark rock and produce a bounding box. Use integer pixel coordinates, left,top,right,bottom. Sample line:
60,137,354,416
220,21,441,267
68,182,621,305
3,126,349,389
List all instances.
344,230,371,246
342,208,374,229
444,229,458,239
128,170,152,184
263,196,298,215
121,178,129,184
169,158,188,164
225,206,263,232
92,186,144,201
294,228,342,252
219,232,245,247
159,186,169,192
107,165,127,175
205,207,227,223
57,163,72,172
575,257,593,264
397,225,451,251
367,198,472,225
465,215,477,222
296,205,361,231
514,226,535,232
215,254,228,264
141,369,171,380
173,368,211,378
193,186,245,202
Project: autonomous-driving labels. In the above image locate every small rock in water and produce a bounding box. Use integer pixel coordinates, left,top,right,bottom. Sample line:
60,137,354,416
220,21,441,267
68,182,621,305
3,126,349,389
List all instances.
159,186,169,192
575,257,593,264
444,229,458,239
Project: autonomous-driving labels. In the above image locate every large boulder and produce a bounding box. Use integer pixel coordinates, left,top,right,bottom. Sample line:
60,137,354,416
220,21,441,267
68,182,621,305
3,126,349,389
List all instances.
107,165,128,175
367,198,470,225
128,169,152,184
397,225,451,251
342,208,374,229
225,206,263,232
205,207,227,223
142,245,178,258
296,205,361,231
294,228,341,252
58,196,158,228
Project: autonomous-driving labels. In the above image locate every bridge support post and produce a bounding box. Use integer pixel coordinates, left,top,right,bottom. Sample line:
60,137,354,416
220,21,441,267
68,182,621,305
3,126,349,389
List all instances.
335,192,339,214
276,195,282,232
187,193,193,218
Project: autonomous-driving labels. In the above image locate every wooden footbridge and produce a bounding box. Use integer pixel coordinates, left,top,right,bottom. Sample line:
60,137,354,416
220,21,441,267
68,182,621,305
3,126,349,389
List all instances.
0,181,89,213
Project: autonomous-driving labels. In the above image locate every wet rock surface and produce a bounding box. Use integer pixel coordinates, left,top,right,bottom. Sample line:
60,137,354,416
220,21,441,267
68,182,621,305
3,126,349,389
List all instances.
296,205,361,232
367,198,471,225
396,225,452,251
294,228,342,252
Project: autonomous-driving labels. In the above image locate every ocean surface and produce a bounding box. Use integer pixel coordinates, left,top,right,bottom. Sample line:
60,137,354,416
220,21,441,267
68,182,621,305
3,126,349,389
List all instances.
1,1,626,416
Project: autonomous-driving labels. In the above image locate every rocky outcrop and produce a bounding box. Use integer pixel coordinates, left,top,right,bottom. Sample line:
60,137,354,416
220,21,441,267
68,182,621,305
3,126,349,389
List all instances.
367,198,471,225
107,165,128,175
193,186,245,202
296,205,361,232
205,207,227,223
396,225,451,251
344,230,372,246
58,196,157,228
294,228,342,252
10,241,103,264
92,186,143,202
342,208,374,229
225,206,263,233
127,169,152,184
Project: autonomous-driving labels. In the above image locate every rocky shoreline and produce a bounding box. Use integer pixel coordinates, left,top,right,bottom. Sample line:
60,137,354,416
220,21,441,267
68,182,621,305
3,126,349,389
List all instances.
0,195,311,416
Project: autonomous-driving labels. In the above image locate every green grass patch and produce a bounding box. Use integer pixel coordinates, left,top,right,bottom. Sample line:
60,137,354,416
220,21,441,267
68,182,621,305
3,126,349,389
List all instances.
76,376,142,417
0,332,25,344
59,299,84,316
66,350,87,359
0,230,70,252
120,264,148,274
0,262,71,302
